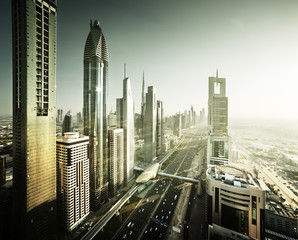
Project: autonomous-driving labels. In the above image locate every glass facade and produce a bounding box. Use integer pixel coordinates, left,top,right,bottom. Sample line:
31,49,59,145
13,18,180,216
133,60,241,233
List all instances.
222,204,249,235
12,0,57,239
83,21,108,208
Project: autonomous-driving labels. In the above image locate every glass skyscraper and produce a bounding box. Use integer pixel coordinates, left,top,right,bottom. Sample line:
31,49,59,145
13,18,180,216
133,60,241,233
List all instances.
12,0,57,239
83,20,109,208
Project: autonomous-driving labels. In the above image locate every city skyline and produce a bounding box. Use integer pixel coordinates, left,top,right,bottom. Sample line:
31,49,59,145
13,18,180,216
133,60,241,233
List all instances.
2,1,298,119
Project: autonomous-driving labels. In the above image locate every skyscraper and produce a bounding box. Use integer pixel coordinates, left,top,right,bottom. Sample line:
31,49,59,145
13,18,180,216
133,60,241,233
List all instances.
207,70,231,166
141,72,146,138
62,110,73,135
116,76,135,184
156,100,164,156
108,129,124,196
173,114,182,137
57,109,63,123
144,86,157,163
83,20,109,208
12,0,57,239
0,156,5,186
56,133,89,232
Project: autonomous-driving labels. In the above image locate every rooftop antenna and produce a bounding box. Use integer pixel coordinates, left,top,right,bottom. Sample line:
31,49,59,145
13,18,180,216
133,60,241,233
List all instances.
90,19,92,29
216,69,219,84
124,64,127,78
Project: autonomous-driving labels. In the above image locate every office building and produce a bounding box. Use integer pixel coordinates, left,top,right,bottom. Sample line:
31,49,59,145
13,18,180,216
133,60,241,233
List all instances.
206,165,267,239
108,129,124,196
57,109,63,123
116,76,135,184
12,0,57,239
207,71,231,166
83,20,109,207
62,110,73,135
173,114,182,137
156,100,164,156
57,133,89,232
141,72,146,138
76,112,82,125
264,205,297,239
108,112,117,128
144,86,157,163
0,156,5,186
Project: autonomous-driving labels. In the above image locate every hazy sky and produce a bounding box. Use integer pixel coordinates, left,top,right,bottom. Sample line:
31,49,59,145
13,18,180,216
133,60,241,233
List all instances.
1,0,298,119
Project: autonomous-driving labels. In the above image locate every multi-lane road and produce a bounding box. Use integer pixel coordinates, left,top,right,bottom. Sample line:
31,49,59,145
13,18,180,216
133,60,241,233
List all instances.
108,128,206,240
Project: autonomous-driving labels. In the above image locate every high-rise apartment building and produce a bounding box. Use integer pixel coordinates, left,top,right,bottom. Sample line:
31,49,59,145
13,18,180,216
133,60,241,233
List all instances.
108,129,124,196
56,133,89,232
207,71,231,166
116,77,135,184
144,86,157,163
62,110,73,135
83,20,109,208
12,0,57,239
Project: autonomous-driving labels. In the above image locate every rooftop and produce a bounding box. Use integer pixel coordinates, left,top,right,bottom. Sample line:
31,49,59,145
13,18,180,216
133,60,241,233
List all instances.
207,165,269,191
56,132,89,144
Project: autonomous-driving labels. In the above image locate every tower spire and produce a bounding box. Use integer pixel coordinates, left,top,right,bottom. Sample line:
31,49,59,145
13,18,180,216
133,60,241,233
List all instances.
216,69,218,83
142,72,145,107
124,64,127,78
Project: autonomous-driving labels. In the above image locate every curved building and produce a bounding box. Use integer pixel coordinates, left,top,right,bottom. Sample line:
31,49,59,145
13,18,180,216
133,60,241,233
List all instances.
206,165,267,239
83,20,109,209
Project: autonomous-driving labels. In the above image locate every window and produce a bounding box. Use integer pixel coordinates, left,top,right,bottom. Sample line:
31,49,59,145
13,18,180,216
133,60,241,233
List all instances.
252,196,257,225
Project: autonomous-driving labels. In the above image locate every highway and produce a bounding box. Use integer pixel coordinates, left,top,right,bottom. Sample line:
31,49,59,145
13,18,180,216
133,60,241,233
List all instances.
81,184,139,240
110,128,205,240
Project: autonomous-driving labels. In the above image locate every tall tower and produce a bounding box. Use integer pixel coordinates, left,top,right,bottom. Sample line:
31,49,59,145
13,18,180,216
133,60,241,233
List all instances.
108,129,124,196
83,20,109,208
116,75,135,184
56,133,90,232
156,100,164,156
12,0,57,239
141,72,146,137
144,86,157,163
207,70,231,166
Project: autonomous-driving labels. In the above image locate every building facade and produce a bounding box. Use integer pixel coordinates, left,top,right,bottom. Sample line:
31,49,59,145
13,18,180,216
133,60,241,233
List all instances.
156,100,164,156
12,0,57,239
116,77,135,184
206,165,267,239
83,20,109,208
56,133,89,232
108,129,124,196
62,110,73,135
0,156,5,186
144,86,157,163
173,114,182,137
207,71,231,166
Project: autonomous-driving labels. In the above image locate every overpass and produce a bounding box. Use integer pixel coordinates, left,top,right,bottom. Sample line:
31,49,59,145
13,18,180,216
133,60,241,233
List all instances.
135,162,199,184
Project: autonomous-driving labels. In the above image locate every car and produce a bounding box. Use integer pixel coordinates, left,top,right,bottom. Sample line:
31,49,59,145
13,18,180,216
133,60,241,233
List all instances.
129,231,132,235
123,234,127,238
